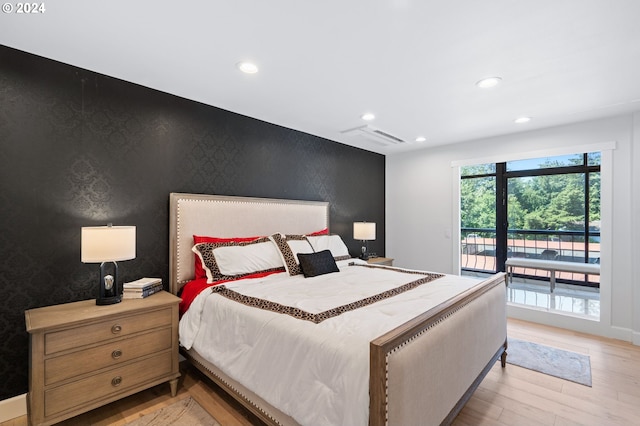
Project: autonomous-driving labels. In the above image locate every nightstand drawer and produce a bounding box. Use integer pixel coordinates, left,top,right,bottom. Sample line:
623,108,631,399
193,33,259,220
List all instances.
44,327,172,385
45,307,172,355
44,350,173,418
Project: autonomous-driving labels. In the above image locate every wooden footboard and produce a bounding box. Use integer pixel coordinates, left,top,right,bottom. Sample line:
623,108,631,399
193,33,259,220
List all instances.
370,273,507,426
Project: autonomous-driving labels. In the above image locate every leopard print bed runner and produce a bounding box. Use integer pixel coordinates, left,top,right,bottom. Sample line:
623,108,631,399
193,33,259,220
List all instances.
209,264,444,324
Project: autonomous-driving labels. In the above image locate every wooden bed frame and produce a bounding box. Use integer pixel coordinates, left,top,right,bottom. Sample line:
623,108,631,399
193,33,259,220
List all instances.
169,193,507,426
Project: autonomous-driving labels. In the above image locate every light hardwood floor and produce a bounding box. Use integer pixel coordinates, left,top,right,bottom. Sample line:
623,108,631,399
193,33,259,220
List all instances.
5,318,640,426
455,318,640,426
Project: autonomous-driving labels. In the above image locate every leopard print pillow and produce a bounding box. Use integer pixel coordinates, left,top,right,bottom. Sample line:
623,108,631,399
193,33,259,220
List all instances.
269,233,315,276
192,237,284,283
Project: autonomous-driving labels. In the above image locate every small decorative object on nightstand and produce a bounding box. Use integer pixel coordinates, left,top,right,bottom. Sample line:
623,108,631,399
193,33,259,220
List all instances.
367,257,394,266
25,291,180,426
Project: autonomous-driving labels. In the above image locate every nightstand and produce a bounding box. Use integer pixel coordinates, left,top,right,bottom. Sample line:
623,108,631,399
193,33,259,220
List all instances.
25,291,180,426
367,257,394,266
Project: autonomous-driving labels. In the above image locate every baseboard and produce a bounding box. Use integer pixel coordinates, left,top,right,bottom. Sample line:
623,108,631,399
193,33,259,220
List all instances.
0,393,27,422
609,325,636,343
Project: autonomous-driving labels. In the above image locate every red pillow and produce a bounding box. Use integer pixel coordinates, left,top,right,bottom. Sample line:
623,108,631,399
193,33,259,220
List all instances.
307,228,329,236
193,235,260,279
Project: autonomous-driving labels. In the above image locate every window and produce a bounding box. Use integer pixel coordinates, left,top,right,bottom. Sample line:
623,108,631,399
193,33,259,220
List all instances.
461,152,601,288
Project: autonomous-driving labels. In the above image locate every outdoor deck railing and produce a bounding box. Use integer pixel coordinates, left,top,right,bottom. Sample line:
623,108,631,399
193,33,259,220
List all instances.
461,228,600,287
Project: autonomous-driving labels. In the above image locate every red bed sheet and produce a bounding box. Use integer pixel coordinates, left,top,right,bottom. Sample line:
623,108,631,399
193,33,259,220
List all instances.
179,270,285,316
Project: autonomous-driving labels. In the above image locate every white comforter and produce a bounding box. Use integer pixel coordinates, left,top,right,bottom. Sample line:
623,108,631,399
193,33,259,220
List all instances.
179,260,483,425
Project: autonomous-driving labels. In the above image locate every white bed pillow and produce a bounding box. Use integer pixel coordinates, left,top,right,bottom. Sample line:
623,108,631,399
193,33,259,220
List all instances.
306,234,351,260
269,233,315,276
192,237,285,283
213,241,283,276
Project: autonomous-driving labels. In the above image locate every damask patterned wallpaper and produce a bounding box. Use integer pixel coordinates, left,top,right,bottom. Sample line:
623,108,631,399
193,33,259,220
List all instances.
0,45,385,401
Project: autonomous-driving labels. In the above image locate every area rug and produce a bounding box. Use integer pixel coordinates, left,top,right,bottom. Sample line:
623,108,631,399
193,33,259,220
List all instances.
507,338,592,386
124,397,221,426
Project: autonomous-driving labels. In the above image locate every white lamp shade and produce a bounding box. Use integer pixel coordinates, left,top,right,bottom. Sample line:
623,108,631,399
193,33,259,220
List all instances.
353,222,376,240
81,226,136,263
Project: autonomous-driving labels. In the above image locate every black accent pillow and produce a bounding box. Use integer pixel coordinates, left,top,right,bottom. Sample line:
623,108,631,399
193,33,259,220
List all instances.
297,250,340,278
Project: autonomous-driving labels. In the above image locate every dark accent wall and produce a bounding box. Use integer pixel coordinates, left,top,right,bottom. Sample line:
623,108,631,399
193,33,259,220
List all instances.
0,45,385,400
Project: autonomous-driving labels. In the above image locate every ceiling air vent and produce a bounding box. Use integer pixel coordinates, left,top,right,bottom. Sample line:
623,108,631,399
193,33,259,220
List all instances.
340,125,406,146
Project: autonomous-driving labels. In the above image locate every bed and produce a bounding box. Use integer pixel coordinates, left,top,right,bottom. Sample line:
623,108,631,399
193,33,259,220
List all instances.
169,192,507,426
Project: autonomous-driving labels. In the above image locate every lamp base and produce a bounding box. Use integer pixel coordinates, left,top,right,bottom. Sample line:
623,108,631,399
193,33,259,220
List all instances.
97,262,122,306
359,243,370,260
96,295,122,306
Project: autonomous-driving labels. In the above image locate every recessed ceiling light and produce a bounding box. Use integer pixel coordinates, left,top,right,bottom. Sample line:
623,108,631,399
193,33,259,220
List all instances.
514,116,531,124
237,61,259,74
415,136,427,143
475,76,502,89
361,113,375,121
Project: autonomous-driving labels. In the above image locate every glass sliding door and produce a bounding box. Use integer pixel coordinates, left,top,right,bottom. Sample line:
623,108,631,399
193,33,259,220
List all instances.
461,152,601,288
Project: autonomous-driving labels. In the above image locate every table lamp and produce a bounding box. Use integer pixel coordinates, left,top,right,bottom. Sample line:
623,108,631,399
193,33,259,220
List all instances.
353,221,376,260
81,224,136,305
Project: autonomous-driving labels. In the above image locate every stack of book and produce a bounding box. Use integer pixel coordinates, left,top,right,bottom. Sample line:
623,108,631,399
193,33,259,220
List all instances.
123,277,163,299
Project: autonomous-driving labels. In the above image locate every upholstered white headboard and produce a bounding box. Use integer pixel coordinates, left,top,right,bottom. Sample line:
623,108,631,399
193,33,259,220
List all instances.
169,193,330,294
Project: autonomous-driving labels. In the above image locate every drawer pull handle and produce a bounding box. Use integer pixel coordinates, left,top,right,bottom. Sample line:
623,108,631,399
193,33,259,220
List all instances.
111,376,122,387
111,324,122,334
112,349,123,359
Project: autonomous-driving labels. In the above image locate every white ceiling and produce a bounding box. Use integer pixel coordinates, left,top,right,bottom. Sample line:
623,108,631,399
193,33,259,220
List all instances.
2,1,640,155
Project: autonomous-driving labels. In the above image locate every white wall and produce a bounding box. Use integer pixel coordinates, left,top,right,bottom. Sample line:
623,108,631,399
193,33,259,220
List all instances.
386,113,639,342
633,112,640,344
